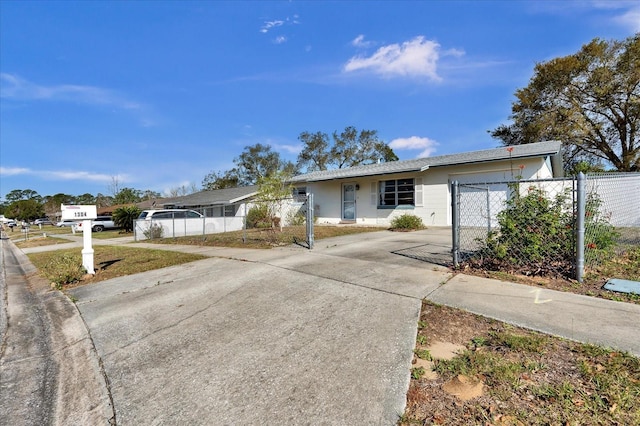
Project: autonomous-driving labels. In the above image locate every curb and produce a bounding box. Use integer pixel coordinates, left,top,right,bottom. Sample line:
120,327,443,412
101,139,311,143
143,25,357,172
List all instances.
0,238,115,424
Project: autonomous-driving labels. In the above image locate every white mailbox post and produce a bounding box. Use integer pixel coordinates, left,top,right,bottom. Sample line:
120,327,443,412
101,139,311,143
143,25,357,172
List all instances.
61,204,97,274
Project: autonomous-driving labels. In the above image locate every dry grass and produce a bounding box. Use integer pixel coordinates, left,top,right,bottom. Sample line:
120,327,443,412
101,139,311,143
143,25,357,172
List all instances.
460,246,640,305
401,302,640,425
148,225,386,249
27,245,207,287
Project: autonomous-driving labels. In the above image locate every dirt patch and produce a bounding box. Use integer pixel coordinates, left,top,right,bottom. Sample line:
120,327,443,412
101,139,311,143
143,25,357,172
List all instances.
401,301,640,425
442,375,484,401
427,341,465,360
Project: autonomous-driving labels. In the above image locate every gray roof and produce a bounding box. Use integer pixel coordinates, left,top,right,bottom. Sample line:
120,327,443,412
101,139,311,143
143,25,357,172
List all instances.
161,185,259,208
290,140,563,183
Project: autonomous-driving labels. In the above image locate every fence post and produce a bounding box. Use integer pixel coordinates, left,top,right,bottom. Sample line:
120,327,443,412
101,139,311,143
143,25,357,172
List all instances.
243,203,247,243
486,186,491,234
576,172,586,283
306,193,314,249
451,181,460,268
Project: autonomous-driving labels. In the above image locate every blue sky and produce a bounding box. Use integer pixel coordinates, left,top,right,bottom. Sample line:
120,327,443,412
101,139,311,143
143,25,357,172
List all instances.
1,1,638,200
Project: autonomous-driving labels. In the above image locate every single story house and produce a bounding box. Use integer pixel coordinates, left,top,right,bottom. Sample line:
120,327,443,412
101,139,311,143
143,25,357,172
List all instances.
288,140,564,227
133,186,259,240
158,185,259,217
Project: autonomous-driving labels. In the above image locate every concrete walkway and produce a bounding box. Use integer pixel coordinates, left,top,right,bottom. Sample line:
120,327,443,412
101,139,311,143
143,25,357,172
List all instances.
2,228,639,425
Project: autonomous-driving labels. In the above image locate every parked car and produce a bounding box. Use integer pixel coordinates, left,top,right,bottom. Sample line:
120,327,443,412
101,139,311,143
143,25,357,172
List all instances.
56,220,77,227
138,209,203,220
33,218,54,226
75,216,119,232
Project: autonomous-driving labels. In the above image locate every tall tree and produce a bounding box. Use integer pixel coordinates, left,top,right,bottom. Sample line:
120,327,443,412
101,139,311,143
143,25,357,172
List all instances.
202,170,240,190
113,187,142,205
5,189,40,202
75,193,97,205
6,199,43,221
140,189,162,201
297,131,331,172
490,35,640,172
42,193,74,218
95,193,114,208
233,143,297,186
296,126,398,172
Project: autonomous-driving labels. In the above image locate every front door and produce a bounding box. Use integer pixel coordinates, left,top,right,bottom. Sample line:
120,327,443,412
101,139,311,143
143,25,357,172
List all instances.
342,183,356,221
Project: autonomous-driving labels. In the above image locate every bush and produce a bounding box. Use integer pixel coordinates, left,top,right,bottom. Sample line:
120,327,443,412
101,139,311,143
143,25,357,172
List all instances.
44,253,85,289
477,186,574,277
471,185,619,278
143,223,164,239
584,192,620,265
390,214,425,231
246,204,272,229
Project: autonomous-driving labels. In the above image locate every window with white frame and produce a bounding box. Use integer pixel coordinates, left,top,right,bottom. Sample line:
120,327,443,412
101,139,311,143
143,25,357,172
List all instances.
379,178,415,206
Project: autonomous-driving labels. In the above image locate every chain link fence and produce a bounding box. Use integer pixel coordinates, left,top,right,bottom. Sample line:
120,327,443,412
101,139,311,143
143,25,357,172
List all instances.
584,173,640,269
134,194,314,248
452,173,640,281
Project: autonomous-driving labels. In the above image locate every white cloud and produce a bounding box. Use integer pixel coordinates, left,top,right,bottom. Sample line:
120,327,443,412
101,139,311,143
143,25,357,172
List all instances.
351,34,372,48
260,15,300,34
274,36,287,44
0,73,155,126
344,36,457,81
613,7,640,31
0,73,140,109
260,20,284,33
389,136,438,158
0,167,30,176
273,143,302,155
0,166,126,183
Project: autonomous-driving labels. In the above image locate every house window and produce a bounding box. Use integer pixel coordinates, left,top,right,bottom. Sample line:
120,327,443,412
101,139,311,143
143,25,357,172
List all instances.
293,186,307,202
379,178,414,206
224,204,236,216
205,205,237,217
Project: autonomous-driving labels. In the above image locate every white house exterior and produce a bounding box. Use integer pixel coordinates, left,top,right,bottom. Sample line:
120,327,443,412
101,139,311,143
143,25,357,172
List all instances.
134,186,259,240
289,141,564,227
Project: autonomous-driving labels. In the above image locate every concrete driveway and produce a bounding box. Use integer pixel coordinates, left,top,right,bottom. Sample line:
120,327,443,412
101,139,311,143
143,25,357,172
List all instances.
66,228,453,425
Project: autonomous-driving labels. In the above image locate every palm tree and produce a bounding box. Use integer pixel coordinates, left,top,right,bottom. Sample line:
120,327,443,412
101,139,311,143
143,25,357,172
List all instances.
112,206,141,233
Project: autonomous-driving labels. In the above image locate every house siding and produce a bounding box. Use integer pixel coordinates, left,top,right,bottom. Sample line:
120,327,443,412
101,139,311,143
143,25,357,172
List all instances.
307,157,551,227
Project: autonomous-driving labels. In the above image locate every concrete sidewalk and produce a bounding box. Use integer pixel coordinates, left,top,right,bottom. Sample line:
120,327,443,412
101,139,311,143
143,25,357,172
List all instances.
428,274,640,357
117,232,640,357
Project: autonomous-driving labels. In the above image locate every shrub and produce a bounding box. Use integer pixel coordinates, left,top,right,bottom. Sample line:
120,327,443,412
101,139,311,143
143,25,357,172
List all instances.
390,214,425,231
246,204,272,229
44,252,85,289
143,223,164,239
471,185,619,278
477,186,574,277
584,192,620,264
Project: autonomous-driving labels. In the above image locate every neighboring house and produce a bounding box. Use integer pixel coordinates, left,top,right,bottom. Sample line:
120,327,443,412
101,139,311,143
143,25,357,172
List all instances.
288,140,564,227
133,186,259,240
158,185,259,215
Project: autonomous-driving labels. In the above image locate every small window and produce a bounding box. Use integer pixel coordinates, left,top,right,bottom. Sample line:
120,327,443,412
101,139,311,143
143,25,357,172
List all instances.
379,178,415,206
224,205,236,216
293,187,307,201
